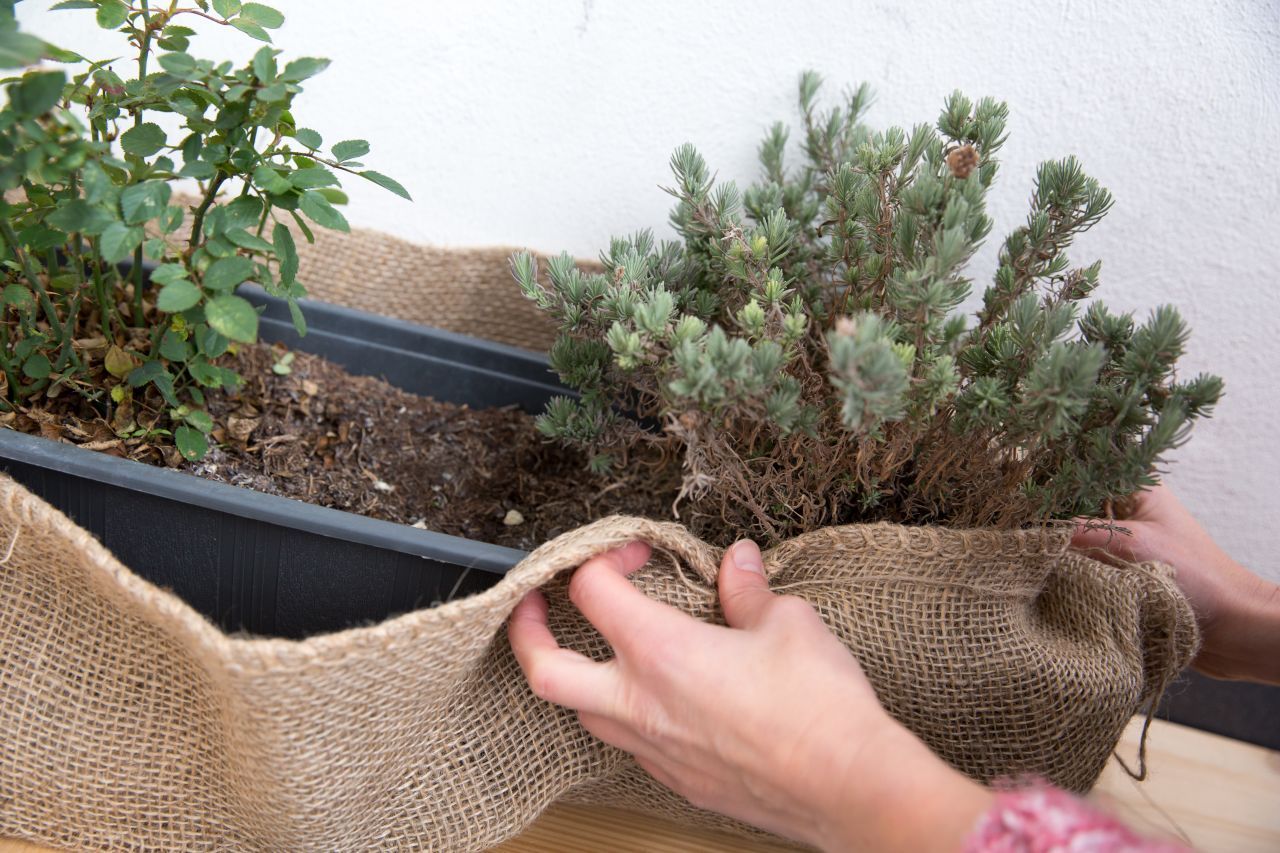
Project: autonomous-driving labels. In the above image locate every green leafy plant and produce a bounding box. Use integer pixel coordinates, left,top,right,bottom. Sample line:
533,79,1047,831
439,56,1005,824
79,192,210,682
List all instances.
1,0,408,460
514,72,1222,544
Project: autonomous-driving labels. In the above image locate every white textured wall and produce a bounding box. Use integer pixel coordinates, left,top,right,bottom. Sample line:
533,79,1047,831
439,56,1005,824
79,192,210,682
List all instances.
18,1,1280,580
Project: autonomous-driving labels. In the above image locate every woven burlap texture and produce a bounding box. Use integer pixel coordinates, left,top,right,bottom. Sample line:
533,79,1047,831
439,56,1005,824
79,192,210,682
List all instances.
0,474,1197,851
286,229,565,352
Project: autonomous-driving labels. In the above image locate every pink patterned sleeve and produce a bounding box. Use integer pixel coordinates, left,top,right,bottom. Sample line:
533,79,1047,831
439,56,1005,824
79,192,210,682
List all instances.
963,783,1189,852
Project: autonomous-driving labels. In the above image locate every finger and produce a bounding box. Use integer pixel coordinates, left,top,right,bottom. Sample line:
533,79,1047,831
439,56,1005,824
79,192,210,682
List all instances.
509,589,618,712
717,539,777,629
567,546,685,651
1070,519,1136,561
597,540,653,577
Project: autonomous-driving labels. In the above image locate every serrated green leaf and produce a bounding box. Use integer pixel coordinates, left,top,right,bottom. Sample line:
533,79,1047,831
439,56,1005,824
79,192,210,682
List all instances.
316,187,348,205
0,30,48,70
289,167,337,190
292,127,322,149
289,210,315,243
212,0,241,18
157,280,202,312
121,122,166,157
298,191,349,232
96,0,128,29
127,359,167,388
11,70,65,116
80,162,113,204
205,294,259,342
51,1,98,10
22,352,51,380
46,199,114,236
256,82,288,102
159,329,192,362
230,18,271,42
273,222,298,284
225,228,275,253
157,52,197,79
252,45,276,82
184,409,215,432
240,3,284,27
188,358,223,387
288,297,307,337
252,164,292,194
203,236,235,258
3,284,36,313
223,195,264,230
150,263,188,285
179,159,217,180
98,222,144,263
280,56,329,82
154,373,179,406
203,255,255,291
331,139,369,162
174,424,209,460
120,180,172,224
359,170,411,201
17,223,66,253
197,327,229,358
143,237,167,260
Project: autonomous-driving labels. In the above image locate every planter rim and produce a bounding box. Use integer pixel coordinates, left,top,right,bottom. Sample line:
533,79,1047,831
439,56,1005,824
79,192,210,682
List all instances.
0,428,528,572
0,281,561,575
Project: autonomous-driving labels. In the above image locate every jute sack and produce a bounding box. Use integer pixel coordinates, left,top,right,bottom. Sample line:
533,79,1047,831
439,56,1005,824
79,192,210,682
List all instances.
0,475,1197,851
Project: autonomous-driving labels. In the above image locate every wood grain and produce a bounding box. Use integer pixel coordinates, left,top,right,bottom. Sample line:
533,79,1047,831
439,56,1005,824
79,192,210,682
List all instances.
1092,717,1280,852
3,717,1276,852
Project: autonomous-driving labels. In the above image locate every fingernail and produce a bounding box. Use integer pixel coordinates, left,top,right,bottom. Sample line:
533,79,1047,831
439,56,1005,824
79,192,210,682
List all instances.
731,540,764,574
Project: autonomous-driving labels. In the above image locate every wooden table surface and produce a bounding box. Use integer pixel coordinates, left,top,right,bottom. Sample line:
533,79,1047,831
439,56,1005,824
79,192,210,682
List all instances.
3,717,1277,852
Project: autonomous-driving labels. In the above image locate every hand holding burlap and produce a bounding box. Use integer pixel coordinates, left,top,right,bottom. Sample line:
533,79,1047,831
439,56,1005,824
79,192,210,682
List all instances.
0,475,1197,851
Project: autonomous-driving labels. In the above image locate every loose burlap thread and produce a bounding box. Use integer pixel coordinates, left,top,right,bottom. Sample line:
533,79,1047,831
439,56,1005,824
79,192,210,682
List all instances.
0,474,1197,851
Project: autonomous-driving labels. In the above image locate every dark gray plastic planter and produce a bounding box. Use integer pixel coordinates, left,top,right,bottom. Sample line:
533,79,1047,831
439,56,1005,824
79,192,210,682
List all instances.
0,287,1274,748
0,286,565,639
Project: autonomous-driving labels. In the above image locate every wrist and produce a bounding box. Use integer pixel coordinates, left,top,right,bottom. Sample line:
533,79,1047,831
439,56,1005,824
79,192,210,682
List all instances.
815,723,992,852
1196,564,1280,684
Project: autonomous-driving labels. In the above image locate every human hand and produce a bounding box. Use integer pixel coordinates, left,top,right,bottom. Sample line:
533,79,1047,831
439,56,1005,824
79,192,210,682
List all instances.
508,538,992,851
1072,483,1280,684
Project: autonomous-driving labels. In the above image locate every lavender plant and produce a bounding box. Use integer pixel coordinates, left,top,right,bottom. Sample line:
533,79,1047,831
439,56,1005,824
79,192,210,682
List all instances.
514,72,1221,544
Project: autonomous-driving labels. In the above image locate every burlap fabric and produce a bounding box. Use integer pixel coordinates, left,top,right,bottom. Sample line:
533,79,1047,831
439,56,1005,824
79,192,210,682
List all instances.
0,474,1197,850
287,229,566,353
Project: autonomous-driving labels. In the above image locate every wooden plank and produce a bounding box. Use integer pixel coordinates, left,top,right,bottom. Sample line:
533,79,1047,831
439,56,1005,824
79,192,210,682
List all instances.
1092,717,1280,853
491,805,795,852
4,716,1276,852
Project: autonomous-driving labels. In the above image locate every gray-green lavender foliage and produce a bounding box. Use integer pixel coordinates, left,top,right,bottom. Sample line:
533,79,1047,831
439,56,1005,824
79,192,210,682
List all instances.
514,72,1222,542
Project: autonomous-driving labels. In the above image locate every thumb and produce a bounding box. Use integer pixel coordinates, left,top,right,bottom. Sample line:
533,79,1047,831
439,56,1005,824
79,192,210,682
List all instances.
717,539,775,629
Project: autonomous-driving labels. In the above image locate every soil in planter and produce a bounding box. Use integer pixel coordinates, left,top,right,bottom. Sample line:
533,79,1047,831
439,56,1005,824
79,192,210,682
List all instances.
4,342,681,551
